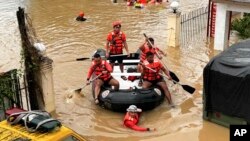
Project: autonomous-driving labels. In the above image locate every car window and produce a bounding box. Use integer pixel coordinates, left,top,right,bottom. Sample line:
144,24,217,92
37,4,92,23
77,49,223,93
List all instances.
60,135,80,141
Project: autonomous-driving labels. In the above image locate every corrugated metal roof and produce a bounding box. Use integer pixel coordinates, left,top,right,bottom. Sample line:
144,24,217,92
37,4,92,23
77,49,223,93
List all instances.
0,125,31,141
0,120,69,141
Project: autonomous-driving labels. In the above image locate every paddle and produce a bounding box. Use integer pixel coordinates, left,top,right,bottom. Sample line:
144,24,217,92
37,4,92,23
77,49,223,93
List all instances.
76,55,105,61
143,33,180,82
76,57,91,61
141,64,195,94
76,55,123,61
74,73,102,94
110,54,128,57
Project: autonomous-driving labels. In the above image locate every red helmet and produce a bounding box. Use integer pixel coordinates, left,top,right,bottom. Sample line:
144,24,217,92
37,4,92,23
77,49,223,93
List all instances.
112,21,121,27
79,12,84,17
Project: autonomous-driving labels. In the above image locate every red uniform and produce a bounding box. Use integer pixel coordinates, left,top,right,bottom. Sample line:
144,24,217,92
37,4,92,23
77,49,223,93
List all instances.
123,112,149,131
137,0,147,4
140,44,160,62
87,60,112,81
142,59,163,81
107,31,126,55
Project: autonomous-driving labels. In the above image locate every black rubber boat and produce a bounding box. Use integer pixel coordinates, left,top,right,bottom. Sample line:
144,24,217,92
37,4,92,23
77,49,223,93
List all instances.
92,49,165,112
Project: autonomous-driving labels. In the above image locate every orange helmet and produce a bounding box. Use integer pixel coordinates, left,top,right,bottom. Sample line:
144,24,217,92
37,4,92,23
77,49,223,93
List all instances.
79,11,84,17
112,21,121,27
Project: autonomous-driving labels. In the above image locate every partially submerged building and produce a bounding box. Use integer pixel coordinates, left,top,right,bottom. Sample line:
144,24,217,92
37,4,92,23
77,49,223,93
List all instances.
211,0,250,50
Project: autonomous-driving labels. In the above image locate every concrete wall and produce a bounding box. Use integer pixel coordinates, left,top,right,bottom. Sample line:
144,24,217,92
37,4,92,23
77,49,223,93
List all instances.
213,1,250,50
167,12,181,47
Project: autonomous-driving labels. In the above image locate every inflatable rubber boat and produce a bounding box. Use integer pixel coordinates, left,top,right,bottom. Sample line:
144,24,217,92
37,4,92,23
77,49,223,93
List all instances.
92,49,165,112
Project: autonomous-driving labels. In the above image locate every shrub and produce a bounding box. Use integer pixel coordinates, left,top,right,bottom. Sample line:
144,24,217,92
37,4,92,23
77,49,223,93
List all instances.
231,13,250,39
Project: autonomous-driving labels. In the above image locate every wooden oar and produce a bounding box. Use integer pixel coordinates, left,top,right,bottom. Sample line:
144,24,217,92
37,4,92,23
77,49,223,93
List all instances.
74,73,102,93
143,33,180,82
142,64,195,94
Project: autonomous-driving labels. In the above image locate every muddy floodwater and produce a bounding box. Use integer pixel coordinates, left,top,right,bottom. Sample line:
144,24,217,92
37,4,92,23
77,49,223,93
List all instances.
0,0,229,141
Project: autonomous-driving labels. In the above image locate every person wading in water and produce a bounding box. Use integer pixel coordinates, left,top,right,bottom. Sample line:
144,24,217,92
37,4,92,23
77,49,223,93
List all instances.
124,105,156,132
76,11,87,21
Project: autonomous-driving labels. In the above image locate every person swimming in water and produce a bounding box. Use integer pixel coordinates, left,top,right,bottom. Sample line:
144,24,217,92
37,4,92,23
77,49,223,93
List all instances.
76,11,87,21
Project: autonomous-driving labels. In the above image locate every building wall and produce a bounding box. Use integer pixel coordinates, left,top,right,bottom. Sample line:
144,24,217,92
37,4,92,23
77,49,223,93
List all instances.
213,1,250,50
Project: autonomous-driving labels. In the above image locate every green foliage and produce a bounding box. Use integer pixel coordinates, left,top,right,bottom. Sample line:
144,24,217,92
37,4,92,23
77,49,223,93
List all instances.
244,13,250,17
231,14,250,39
0,70,16,107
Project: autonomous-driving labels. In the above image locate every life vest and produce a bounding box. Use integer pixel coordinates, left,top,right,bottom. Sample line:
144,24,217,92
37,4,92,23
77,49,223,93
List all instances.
110,31,124,55
91,60,111,81
128,76,137,82
143,59,162,81
140,45,159,61
138,0,147,4
123,112,139,125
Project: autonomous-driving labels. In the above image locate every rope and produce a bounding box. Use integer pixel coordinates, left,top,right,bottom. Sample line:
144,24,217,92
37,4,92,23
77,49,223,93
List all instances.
7,111,61,133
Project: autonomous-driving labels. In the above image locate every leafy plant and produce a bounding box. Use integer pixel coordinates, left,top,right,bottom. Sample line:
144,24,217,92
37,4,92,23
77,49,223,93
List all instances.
0,71,16,108
231,14,250,39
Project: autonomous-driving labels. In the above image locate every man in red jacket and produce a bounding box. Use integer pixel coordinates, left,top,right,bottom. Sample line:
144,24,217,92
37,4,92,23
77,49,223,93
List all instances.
86,54,119,104
137,37,166,86
124,105,156,132
138,37,166,62
106,21,130,80
140,52,173,106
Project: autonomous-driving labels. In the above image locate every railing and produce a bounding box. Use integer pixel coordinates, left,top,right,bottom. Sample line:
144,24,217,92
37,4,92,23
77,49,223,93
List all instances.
0,69,29,121
180,7,208,47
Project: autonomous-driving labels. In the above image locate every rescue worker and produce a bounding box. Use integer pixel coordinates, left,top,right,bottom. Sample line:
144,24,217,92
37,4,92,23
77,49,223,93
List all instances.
136,0,147,4
139,37,166,63
76,11,87,21
127,0,136,6
106,21,130,80
124,105,156,132
140,52,173,106
137,37,166,86
86,53,119,104
134,0,147,8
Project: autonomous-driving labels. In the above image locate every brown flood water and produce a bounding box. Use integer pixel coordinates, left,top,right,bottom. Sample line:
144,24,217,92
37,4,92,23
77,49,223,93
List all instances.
0,0,229,140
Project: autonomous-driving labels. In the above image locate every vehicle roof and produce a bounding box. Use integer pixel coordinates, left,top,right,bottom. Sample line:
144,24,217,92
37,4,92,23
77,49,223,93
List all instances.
0,120,86,141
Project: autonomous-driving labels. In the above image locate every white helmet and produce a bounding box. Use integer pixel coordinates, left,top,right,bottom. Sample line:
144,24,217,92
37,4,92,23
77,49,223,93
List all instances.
126,105,142,112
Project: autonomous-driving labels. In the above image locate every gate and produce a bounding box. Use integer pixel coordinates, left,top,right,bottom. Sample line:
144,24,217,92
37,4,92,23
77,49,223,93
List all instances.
180,7,208,47
0,69,29,121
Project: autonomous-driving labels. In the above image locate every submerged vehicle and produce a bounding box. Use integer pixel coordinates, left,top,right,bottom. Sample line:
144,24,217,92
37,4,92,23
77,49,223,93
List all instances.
92,49,165,112
203,40,250,127
0,108,87,141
